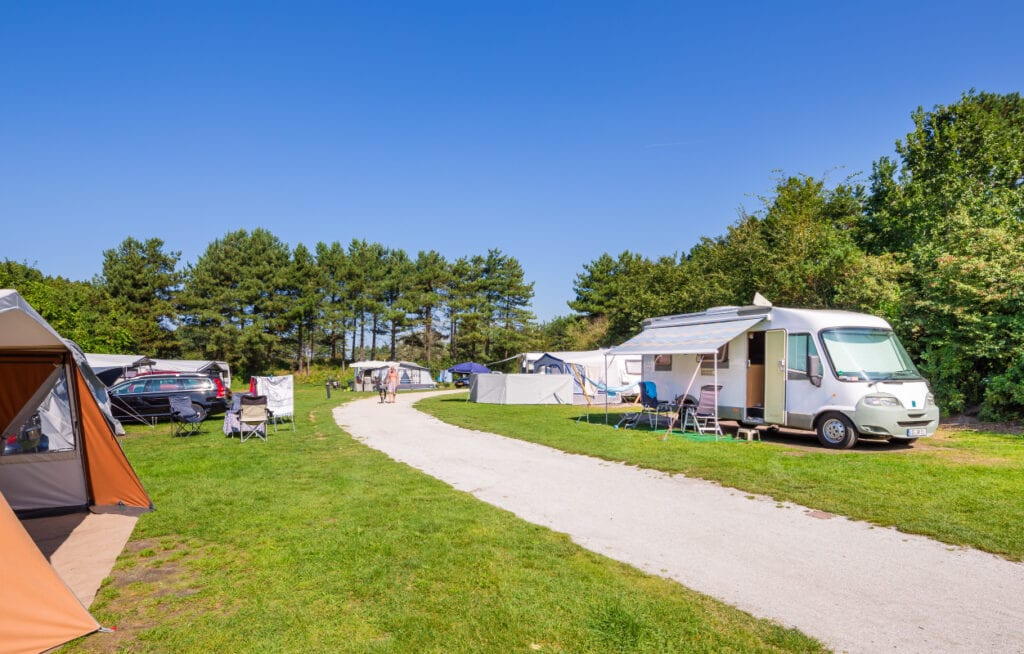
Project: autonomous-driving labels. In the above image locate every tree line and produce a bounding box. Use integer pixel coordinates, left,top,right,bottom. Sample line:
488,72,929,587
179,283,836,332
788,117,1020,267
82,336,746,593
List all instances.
2,238,536,380
4,90,1022,419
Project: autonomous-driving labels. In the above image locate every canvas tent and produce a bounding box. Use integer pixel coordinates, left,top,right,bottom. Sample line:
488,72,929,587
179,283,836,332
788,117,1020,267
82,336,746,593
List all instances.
516,352,543,373
531,350,642,400
84,352,156,386
0,289,153,653
349,360,436,392
350,360,391,391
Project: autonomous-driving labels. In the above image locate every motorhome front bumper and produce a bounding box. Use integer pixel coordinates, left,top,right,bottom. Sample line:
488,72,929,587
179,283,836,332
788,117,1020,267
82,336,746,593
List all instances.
851,403,940,439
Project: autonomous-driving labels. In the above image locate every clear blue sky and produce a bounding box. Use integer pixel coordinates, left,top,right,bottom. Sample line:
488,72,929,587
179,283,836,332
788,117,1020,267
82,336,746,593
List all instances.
2,1,1021,321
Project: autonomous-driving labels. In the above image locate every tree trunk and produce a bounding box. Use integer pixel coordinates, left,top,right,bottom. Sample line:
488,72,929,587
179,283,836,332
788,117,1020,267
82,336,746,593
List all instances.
450,317,458,361
358,314,366,360
424,309,433,365
371,315,379,358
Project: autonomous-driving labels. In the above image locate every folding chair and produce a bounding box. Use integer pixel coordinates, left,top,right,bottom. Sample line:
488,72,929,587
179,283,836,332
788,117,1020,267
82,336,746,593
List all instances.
614,412,642,429
239,394,269,442
169,395,204,437
681,384,724,439
639,381,673,428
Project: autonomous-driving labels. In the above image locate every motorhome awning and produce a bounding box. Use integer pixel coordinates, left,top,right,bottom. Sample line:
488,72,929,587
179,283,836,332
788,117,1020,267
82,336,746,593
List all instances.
608,317,765,355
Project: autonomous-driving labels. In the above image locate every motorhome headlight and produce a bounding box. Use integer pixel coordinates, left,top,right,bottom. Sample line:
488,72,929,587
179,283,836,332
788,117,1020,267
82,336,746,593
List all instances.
864,395,901,407
926,393,935,407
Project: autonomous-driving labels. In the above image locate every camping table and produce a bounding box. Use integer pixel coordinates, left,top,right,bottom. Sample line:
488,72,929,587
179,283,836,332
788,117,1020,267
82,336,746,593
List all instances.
222,410,240,436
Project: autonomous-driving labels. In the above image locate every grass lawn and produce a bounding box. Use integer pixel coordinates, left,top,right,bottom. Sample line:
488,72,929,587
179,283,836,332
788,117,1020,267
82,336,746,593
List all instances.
63,386,823,653
418,394,1024,561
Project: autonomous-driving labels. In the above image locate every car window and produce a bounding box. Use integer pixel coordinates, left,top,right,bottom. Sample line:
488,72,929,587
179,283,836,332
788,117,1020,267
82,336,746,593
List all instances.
149,379,182,392
182,378,209,390
114,380,149,395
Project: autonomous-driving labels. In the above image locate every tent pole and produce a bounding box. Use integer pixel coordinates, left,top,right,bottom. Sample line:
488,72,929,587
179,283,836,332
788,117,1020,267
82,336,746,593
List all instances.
604,353,609,424
714,356,720,441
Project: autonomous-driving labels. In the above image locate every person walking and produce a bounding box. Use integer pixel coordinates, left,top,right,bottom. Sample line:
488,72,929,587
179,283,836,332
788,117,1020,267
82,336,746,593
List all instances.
385,365,400,403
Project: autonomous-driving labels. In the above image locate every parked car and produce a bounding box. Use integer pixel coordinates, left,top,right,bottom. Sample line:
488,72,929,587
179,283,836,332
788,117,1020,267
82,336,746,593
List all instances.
108,372,229,422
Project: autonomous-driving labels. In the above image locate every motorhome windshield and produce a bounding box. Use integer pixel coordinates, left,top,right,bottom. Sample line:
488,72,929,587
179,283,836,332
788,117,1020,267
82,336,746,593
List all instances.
820,327,923,382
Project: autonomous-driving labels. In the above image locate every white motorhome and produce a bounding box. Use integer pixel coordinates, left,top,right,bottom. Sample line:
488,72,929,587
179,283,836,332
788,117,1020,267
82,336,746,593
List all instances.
609,303,940,448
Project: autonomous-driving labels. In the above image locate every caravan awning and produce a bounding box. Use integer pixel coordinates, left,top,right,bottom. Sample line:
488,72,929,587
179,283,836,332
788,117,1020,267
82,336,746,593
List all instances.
609,317,765,355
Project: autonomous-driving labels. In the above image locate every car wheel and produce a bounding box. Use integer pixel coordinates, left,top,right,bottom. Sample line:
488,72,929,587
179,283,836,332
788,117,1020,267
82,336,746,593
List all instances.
816,412,857,449
191,403,208,421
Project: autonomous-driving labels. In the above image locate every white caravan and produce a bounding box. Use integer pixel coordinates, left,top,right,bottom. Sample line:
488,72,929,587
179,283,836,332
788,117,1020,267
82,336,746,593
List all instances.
609,303,940,448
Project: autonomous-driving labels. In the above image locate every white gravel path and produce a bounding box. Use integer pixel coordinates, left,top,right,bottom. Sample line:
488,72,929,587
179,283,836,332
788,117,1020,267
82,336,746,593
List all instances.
334,391,1024,653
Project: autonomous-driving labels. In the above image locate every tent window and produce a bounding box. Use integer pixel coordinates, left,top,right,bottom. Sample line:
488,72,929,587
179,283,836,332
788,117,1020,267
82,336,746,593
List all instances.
2,370,76,457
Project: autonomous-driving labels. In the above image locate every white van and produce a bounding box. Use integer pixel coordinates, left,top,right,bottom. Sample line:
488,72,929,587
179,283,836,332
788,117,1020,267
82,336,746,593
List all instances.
610,303,940,448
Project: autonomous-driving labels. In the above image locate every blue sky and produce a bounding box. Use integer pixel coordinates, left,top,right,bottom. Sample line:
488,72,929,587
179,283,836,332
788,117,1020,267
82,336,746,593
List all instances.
2,2,1021,321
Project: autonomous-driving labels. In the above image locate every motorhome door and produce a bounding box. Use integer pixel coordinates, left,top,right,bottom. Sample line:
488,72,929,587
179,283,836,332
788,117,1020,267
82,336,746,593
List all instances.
764,329,787,424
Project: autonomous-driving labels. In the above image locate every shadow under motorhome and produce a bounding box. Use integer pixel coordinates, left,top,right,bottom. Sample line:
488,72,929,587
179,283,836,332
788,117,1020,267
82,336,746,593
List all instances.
609,304,940,448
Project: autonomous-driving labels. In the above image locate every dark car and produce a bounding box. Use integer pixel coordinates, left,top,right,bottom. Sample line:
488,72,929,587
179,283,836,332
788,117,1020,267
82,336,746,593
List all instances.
109,372,229,422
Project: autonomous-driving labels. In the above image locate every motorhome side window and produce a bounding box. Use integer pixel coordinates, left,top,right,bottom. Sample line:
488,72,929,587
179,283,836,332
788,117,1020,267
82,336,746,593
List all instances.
699,343,728,373
787,333,821,379
654,354,672,371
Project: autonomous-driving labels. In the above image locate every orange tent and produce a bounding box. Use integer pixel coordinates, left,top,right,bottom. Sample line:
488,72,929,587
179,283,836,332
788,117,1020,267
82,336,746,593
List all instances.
0,290,152,653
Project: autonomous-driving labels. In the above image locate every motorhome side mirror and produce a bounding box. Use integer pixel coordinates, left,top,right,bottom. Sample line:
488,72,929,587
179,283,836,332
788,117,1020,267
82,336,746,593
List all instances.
808,354,822,387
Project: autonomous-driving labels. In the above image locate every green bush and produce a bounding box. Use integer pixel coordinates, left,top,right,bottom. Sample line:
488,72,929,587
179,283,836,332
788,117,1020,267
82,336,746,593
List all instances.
980,351,1024,421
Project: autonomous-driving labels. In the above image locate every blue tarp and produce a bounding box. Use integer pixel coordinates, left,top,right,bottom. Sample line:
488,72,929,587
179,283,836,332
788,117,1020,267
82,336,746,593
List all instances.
449,362,490,374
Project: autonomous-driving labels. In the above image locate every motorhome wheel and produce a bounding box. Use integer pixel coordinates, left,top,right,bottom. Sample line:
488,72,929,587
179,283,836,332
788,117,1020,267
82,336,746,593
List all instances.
817,413,858,449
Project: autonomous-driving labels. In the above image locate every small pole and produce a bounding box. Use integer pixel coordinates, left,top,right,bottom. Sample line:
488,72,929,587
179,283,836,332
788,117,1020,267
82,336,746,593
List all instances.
325,380,332,399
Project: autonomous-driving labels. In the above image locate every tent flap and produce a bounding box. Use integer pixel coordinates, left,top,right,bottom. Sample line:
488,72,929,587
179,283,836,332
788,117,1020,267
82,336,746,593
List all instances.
75,370,152,511
609,317,765,355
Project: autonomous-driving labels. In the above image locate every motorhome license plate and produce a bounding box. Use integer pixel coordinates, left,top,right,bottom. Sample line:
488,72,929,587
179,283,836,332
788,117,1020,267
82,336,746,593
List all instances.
906,428,927,437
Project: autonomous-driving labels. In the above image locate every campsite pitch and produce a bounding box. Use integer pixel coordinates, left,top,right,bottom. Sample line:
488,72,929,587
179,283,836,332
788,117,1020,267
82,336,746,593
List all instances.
335,391,1024,654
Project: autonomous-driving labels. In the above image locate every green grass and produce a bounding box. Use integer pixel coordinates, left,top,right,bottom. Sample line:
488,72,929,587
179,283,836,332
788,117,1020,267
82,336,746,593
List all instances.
64,386,824,653
418,394,1024,561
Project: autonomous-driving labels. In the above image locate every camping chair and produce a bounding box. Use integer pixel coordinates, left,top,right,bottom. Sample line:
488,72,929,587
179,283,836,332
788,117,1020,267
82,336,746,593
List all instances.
614,411,642,429
239,394,269,442
639,381,673,428
169,395,204,437
681,384,724,439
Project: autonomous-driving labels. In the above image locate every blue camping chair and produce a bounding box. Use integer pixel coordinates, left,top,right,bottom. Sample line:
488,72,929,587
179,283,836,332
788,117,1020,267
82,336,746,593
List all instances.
169,395,205,437
639,381,673,428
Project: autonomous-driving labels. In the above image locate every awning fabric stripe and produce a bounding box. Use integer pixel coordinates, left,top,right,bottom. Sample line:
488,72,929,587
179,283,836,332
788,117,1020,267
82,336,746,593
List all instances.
609,317,765,355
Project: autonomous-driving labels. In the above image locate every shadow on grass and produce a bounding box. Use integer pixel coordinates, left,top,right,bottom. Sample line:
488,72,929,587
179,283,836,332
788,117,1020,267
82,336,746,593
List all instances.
577,413,920,453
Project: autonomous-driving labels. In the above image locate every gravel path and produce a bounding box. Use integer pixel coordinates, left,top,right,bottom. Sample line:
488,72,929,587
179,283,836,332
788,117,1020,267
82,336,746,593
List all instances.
334,391,1024,653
